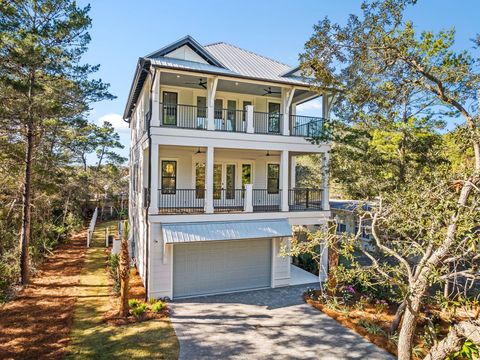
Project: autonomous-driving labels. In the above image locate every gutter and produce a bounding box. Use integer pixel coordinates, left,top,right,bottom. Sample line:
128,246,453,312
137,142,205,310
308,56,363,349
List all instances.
144,66,156,300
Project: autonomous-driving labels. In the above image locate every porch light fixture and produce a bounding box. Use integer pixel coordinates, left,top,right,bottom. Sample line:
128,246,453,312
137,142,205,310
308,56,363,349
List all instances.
266,151,271,157
195,147,205,154
176,75,181,78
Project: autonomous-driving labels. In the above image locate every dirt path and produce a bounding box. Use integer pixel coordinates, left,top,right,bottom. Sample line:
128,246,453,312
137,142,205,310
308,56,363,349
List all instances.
0,230,88,360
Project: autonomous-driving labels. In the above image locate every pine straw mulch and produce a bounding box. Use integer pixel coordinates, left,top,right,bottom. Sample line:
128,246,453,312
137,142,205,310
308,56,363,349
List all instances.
304,292,398,356
304,291,479,359
103,260,170,326
0,230,88,360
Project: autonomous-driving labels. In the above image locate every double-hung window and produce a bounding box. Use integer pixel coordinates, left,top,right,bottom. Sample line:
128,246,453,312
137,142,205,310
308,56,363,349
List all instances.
267,164,279,194
161,160,177,194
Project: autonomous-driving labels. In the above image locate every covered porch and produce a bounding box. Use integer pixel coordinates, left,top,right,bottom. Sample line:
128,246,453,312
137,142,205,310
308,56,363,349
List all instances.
149,145,329,214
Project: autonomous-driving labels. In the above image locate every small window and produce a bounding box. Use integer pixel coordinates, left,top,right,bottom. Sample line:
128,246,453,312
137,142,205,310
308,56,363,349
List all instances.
161,160,176,194
267,163,279,194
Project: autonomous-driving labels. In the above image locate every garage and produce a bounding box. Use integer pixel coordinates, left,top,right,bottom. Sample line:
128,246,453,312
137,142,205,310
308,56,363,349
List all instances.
173,238,272,298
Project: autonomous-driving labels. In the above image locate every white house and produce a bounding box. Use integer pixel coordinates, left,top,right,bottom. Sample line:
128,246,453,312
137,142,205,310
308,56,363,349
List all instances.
123,35,334,299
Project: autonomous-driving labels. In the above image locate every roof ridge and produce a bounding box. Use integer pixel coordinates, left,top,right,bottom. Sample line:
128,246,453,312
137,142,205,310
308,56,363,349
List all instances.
204,41,292,68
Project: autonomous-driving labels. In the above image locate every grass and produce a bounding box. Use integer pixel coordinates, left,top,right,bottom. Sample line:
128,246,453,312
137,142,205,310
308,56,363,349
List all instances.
67,221,179,359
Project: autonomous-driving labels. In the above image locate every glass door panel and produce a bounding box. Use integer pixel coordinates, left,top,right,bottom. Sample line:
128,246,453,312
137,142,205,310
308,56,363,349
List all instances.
163,92,178,126
268,102,280,133
226,164,236,199
195,163,205,199
213,164,222,199
226,100,236,132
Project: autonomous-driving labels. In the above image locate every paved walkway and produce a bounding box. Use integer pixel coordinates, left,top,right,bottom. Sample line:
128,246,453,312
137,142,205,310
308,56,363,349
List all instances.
171,284,394,360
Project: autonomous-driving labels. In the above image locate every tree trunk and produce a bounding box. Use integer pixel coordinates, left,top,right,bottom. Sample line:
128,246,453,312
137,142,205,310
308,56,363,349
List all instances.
390,300,406,334
423,320,480,360
327,224,339,294
19,121,34,285
19,71,35,286
119,221,130,317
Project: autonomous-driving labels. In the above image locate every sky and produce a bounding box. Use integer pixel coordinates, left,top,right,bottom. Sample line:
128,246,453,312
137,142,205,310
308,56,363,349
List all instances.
78,0,480,159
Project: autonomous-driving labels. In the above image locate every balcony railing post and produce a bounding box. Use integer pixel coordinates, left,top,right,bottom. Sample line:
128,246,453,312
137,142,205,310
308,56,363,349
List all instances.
244,184,253,212
246,105,254,133
280,150,289,211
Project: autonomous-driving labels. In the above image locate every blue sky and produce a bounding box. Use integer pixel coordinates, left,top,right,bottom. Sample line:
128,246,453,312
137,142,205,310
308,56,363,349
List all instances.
78,0,480,159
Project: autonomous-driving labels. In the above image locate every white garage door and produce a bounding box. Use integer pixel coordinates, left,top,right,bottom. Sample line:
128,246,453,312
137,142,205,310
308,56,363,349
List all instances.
173,238,272,298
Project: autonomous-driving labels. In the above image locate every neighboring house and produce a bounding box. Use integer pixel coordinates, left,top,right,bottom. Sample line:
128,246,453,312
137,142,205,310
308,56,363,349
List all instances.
124,35,333,299
330,200,375,251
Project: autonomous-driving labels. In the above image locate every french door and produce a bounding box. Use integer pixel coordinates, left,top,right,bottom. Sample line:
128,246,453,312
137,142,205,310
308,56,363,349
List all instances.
213,163,236,200
268,102,281,133
163,92,178,126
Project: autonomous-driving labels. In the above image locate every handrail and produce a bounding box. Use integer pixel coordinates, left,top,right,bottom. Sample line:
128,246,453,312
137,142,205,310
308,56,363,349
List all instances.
290,115,326,137
253,111,282,135
86,207,98,247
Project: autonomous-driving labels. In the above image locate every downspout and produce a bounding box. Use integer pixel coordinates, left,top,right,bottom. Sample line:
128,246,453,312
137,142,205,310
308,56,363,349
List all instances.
144,67,157,300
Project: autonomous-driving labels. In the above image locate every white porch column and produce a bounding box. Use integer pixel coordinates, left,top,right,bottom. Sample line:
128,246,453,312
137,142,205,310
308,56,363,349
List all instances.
204,146,214,213
321,152,330,211
148,144,159,214
244,184,253,212
290,155,296,188
206,77,218,131
151,70,160,127
245,105,254,133
281,87,295,136
280,150,289,211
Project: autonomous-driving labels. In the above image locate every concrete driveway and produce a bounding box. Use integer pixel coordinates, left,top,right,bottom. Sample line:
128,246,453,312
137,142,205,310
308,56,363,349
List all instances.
170,284,394,360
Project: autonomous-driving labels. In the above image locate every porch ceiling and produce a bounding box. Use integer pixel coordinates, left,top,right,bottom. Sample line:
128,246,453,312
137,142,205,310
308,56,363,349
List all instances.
159,71,317,101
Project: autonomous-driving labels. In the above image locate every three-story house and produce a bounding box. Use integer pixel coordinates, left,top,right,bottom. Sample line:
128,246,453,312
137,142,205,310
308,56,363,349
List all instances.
124,36,334,299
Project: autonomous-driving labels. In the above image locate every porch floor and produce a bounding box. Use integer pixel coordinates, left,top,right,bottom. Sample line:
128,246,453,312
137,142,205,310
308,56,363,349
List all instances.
290,264,319,286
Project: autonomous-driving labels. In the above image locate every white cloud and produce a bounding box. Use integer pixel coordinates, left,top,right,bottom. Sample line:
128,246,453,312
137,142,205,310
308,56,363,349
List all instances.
97,113,129,133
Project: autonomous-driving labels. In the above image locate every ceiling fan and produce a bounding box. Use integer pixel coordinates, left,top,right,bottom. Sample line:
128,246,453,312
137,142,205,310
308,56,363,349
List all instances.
185,78,207,89
262,87,281,96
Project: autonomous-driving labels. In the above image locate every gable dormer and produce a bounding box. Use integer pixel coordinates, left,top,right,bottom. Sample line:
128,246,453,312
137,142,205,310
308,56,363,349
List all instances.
145,35,225,68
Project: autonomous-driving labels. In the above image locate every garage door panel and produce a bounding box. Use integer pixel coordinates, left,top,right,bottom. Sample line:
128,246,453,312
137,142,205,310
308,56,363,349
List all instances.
173,239,271,298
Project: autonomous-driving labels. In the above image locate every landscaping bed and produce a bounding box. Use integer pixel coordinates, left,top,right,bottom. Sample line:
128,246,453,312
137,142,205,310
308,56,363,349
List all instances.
304,287,479,359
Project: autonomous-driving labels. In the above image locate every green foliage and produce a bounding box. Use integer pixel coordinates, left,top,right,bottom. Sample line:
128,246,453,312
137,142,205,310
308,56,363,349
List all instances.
128,299,139,309
447,340,479,360
108,254,121,295
0,0,126,298
131,303,147,320
152,301,164,313
357,319,386,336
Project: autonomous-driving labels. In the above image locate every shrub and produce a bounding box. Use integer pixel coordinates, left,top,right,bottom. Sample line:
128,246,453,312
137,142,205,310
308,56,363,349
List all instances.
148,297,157,305
108,254,120,295
152,301,164,313
131,303,147,320
128,299,139,309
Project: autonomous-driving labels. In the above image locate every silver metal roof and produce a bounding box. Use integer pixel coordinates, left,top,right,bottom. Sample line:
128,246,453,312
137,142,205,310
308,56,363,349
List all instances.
203,42,308,85
162,219,292,244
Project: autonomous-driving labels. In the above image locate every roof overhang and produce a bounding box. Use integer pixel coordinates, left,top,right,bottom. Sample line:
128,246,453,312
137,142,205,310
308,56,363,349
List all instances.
162,219,292,244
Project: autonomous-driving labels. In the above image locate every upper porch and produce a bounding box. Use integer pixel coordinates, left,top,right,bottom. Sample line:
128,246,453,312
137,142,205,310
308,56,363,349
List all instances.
144,70,331,138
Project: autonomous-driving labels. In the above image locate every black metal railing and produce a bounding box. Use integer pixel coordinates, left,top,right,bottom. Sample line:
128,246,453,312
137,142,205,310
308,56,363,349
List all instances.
253,112,282,134
252,189,281,212
160,103,208,130
158,189,204,214
288,188,323,211
290,115,326,137
213,188,245,212
214,109,246,132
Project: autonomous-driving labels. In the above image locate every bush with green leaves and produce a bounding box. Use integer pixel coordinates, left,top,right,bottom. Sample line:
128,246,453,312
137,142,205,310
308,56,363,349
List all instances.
128,298,140,309
108,254,120,295
152,301,164,313
131,303,147,320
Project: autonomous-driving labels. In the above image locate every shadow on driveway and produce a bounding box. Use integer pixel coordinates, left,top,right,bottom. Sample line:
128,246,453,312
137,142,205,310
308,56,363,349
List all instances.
171,284,394,360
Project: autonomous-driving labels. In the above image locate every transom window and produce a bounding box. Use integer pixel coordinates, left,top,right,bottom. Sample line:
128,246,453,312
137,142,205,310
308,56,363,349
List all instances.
161,160,176,194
